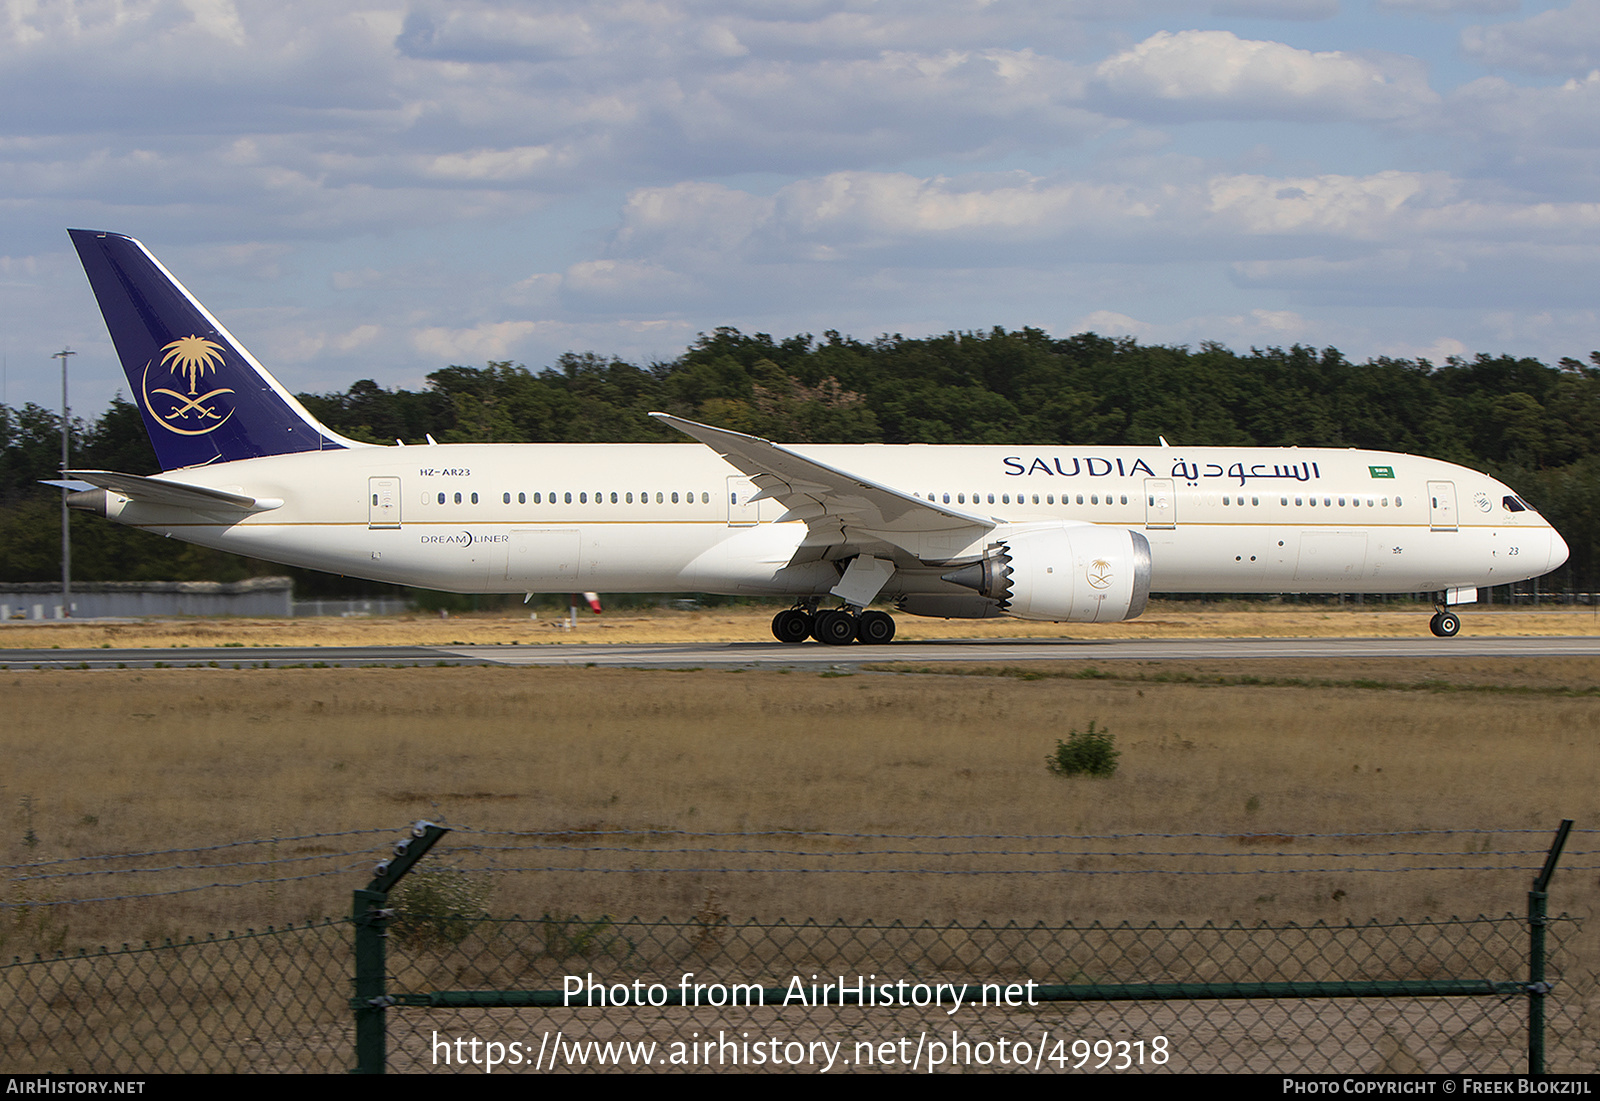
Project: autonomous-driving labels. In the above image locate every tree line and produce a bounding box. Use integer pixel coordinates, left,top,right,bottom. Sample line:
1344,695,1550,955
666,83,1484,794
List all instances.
4,327,1598,593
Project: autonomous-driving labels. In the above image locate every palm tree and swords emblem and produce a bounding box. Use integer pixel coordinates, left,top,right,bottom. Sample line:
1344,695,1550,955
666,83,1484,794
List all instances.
142,336,236,434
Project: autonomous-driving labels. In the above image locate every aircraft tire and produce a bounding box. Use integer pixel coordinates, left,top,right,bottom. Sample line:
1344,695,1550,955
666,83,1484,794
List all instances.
856,610,896,645
771,609,812,644
813,609,858,646
1430,611,1461,638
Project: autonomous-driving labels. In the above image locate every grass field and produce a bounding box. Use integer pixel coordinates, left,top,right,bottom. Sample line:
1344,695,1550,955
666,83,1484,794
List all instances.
3,649,1595,965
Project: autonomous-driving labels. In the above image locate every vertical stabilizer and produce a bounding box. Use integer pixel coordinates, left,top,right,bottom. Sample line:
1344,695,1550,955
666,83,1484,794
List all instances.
69,229,359,470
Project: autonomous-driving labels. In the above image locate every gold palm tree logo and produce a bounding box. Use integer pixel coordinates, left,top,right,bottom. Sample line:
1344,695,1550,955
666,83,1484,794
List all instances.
160,336,226,395
1087,559,1114,589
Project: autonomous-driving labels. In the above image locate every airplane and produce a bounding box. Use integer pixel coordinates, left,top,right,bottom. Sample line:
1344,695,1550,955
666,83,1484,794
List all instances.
61,229,1570,643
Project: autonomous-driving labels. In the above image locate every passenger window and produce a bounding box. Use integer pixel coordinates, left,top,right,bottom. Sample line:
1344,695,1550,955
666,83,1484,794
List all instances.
453,492,462,504
471,492,479,504
438,492,446,504
672,492,679,504
503,492,510,504
943,493,950,503
564,492,572,504
518,492,526,504
611,492,619,504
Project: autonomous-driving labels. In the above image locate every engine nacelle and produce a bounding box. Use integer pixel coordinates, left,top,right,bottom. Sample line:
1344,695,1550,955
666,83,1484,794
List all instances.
941,522,1152,622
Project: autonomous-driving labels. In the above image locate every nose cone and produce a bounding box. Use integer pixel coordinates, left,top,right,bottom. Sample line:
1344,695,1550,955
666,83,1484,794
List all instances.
1548,527,1571,573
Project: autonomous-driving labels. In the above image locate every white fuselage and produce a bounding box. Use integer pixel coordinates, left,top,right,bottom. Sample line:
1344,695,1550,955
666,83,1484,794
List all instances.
94,441,1568,605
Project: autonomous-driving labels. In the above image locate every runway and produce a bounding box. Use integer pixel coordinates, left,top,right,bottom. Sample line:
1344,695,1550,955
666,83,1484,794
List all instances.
3,635,1598,670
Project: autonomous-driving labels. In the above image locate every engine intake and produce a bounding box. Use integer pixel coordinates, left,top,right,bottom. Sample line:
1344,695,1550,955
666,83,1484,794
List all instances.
941,523,1152,622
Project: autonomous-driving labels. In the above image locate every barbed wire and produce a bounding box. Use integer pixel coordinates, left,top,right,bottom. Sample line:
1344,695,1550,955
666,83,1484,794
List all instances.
7,843,388,884
1,822,1583,909
443,862,1585,876
1,863,370,910
0,827,393,873
449,825,1591,841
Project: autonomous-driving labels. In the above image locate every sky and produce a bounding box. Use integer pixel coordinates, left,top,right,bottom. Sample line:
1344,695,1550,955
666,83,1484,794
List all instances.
2,0,1598,418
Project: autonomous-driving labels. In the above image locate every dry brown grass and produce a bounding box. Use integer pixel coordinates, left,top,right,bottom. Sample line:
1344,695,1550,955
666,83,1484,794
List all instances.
2,600,1598,649
3,660,1596,961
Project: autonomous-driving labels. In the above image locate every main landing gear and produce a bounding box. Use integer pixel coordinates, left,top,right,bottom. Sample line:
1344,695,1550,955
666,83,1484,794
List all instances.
770,605,897,645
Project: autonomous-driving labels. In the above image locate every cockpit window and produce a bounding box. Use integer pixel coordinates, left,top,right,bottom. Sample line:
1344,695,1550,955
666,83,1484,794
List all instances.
1503,495,1527,513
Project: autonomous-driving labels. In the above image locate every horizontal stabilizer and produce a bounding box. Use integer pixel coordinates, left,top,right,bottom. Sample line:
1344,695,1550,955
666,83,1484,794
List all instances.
65,469,282,513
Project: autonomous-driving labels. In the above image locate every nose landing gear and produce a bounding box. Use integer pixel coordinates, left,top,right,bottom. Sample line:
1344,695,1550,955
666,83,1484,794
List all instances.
1428,599,1461,638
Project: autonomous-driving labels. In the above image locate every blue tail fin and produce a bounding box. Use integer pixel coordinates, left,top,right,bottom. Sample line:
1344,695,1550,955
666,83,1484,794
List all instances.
69,229,356,471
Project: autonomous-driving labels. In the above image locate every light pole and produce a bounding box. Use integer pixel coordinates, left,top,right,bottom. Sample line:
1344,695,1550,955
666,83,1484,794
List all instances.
52,348,75,618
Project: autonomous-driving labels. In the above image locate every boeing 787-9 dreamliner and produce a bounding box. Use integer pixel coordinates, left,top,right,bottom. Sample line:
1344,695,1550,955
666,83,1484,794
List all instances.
62,229,1569,643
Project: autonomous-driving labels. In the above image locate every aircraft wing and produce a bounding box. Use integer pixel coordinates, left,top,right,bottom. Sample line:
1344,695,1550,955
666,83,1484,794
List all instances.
65,470,283,513
650,413,994,560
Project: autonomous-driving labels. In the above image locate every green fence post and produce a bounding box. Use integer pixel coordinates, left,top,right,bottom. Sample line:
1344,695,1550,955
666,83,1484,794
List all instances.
351,886,390,1075
350,821,451,1075
1528,818,1573,1076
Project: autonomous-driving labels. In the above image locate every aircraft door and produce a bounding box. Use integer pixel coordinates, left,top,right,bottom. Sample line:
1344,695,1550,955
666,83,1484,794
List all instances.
1427,481,1458,532
727,476,763,526
368,477,401,529
1144,478,1176,529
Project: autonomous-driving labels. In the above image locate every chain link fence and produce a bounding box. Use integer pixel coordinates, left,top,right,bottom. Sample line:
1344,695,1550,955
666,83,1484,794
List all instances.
1,921,351,1073
1,822,1592,1074
379,913,1589,1074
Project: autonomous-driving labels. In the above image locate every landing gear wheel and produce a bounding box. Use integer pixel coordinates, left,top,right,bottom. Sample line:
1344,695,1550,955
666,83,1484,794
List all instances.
813,609,858,646
1429,611,1460,638
771,608,812,644
856,610,896,645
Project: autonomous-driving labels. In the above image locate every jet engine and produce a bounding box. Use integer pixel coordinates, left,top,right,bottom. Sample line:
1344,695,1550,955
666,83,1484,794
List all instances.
940,522,1152,622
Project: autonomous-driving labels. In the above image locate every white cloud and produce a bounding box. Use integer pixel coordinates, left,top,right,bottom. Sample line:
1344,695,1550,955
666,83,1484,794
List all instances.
1223,308,1312,336
1376,0,1517,13
1206,171,1442,237
1092,30,1438,122
1461,1,1600,75
412,320,541,363
1210,0,1340,19
1075,309,1160,341
1373,335,1471,365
